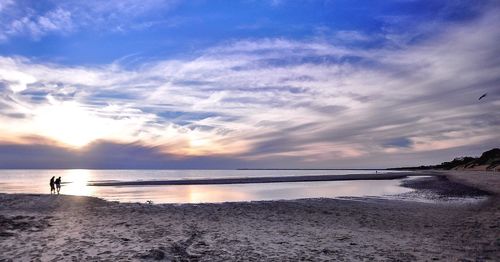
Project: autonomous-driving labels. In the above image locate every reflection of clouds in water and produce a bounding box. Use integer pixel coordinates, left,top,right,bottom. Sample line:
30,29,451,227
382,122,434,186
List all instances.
91,180,412,204
97,185,252,203
230,180,412,201
319,180,411,196
185,185,251,203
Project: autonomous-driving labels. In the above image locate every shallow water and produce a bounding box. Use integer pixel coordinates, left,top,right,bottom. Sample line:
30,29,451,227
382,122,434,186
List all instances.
0,169,413,203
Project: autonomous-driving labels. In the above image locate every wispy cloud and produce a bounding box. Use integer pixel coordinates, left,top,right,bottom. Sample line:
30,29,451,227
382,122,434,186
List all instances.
0,0,178,41
0,7,499,167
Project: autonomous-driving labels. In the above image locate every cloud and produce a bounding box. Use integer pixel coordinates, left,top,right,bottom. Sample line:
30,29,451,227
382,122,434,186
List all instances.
0,0,178,41
0,139,247,169
0,7,499,167
0,0,14,12
21,8,72,39
334,30,372,42
383,137,413,148
1,6,73,41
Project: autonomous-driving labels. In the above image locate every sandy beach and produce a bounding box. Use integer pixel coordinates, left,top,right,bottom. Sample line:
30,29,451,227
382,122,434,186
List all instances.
1,171,499,261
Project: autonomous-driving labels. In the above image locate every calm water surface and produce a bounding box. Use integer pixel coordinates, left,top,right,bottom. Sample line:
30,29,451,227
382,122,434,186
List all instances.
0,169,413,203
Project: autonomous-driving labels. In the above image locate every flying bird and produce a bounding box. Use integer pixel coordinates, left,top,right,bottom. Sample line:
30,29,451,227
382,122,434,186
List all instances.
478,93,487,100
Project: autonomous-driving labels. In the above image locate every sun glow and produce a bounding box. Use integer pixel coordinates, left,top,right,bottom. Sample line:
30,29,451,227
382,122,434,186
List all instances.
33,99,116,147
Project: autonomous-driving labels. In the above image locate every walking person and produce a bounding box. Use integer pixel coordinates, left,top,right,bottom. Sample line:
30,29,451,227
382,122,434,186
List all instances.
55,176,62,194
50,176,55,194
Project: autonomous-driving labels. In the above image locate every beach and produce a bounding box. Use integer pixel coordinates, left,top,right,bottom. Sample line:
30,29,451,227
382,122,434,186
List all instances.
1,171,499,261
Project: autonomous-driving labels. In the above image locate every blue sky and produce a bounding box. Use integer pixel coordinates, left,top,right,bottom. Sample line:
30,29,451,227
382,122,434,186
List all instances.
1,0,487,65
0,0,499,168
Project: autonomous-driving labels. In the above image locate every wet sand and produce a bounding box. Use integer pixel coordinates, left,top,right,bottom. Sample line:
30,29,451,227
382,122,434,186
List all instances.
0,171,499,261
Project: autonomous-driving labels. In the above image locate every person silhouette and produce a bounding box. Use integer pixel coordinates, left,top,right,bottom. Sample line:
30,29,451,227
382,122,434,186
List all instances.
55,177,62,194
50,176,55,194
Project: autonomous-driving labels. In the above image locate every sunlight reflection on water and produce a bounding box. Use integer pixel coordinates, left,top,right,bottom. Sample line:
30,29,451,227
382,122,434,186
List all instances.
62,169,95,196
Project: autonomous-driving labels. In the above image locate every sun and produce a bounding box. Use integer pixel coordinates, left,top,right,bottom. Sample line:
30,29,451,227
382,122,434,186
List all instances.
33,100,111,147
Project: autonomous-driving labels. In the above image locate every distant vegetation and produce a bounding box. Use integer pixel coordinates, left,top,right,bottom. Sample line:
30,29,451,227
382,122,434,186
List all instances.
390,148,500,171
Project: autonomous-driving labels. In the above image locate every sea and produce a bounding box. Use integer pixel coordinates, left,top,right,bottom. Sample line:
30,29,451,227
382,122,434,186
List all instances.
0,169,413,204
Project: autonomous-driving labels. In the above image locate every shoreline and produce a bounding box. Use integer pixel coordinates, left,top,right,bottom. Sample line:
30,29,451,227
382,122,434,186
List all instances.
87,172,416,187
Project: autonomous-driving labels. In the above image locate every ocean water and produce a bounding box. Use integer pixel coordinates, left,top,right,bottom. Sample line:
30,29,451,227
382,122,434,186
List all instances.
0,169,412,203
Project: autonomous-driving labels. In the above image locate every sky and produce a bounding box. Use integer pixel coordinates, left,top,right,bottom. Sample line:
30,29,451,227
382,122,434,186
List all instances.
0,0,499,169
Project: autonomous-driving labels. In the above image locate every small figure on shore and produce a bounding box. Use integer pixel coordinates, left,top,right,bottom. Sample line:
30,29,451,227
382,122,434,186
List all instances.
50,176,56,194
55,177,62,194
